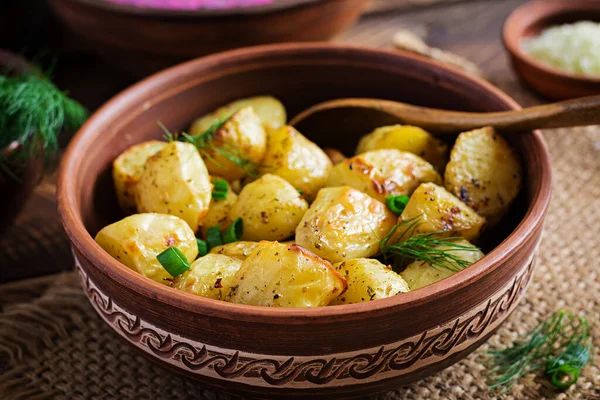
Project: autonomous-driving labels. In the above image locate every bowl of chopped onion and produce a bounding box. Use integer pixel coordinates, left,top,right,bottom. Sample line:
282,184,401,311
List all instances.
503,0,600,100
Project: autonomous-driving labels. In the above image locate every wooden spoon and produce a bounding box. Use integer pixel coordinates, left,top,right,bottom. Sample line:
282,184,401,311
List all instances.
290,95,600,134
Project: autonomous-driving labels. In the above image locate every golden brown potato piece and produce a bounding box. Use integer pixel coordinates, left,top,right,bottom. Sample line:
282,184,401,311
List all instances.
356,125,448,171
399,182,486,242
229,174,308,241
190,96,286,133
228,241,346,307
326,149,441,203
330,258,410,305
199,176,238,238
295,186,396,263
172,254,242,300
400,239,484,290
324,148,347,165
95,213,198,284
112,141,167,214
260,125,332,202
444,127,522,225
197,107,267,180
136,141,212,232
209,241,259,261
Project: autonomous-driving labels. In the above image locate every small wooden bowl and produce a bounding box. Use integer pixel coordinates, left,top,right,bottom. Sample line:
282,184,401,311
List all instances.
57,44,552,398
46,0,368,78
503,0,600,100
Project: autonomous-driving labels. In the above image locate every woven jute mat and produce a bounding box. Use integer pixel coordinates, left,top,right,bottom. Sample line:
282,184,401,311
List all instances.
0,126,598,399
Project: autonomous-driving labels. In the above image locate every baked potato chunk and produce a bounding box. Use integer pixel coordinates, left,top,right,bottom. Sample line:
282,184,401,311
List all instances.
400,239,484,290
356,125,448,171
190,95,286,133
196,107,267,180
324,148,347,165
199,176,238,238
295,187,396,263
399,182,486,242
444,127,522,224
229,174,308,241
330,258,410,305
136,141,212,232
172,254,242,300
95,213,198,284
229,241,347,307
260,125,332,202
112,140,167,214
209,241,259,261
326,149,441,203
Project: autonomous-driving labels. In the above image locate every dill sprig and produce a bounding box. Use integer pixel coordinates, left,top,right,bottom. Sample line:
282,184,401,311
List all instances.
487,310,593,391
0,72,88,180
379,216,481,271
159,116,263,178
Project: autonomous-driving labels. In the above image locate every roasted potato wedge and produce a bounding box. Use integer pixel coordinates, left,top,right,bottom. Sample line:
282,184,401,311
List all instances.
324,148,347,165
399,182,486,242
209,241,259,261
172,254,242,300
326,149,441,203
356,125,448,171
190,95,286,133
196,106,267,180
295,186,396,263
95,213,198,284
444,127,522,224
199,176,238,238
136,141,212,232
330,258,410,305
112,140,167,214
400,239,484,290
229,241,347,307
229,174,308,241
260,125,332,202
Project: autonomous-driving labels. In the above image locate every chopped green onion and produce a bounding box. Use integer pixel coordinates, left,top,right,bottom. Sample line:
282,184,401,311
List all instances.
223,218,243,244
156,246,190,277
207,226,223,249
386,194,410,215
196,239,208,257
298,189,303,196
212,179,229,200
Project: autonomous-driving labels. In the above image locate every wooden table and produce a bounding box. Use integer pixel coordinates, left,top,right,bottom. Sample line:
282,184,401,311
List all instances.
0,0,537,284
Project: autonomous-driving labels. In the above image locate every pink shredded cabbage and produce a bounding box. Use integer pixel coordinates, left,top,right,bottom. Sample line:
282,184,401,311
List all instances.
103,0,275,10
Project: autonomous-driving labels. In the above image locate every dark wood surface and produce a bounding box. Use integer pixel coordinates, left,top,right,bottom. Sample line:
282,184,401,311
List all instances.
0,0,540,284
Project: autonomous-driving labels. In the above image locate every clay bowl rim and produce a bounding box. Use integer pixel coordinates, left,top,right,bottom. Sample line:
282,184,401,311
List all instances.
57,43,552,323
69,0,329,18
503,0,600,84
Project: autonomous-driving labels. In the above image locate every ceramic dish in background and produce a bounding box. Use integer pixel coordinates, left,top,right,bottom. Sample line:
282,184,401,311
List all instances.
57,44,551,398
46,0,368,78
503,0,600,101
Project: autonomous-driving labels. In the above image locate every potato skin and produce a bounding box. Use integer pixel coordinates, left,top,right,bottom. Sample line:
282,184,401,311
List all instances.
399,182,486,242
229,241,347,307
209,241,259,261
295,187,396,263
326,149,441,203
112,141,166,214
198,107,267,180
172,254,241,300
400,239,484,290
260,125,332,202
199,176,238,238
444,127,522,224
324,148,347,165
356,125,448,171
95,213,198,284
330,258,410,305
190,96,286,133
136,141,212,232
229,174,308,241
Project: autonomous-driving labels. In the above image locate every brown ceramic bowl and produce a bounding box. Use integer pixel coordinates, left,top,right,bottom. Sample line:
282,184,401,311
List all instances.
57,43,552,398
46,0,368,78
503,0,600,100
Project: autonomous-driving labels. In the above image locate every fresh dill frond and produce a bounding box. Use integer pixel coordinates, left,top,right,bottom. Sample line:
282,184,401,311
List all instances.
379,216,481,271
487,310,593,391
